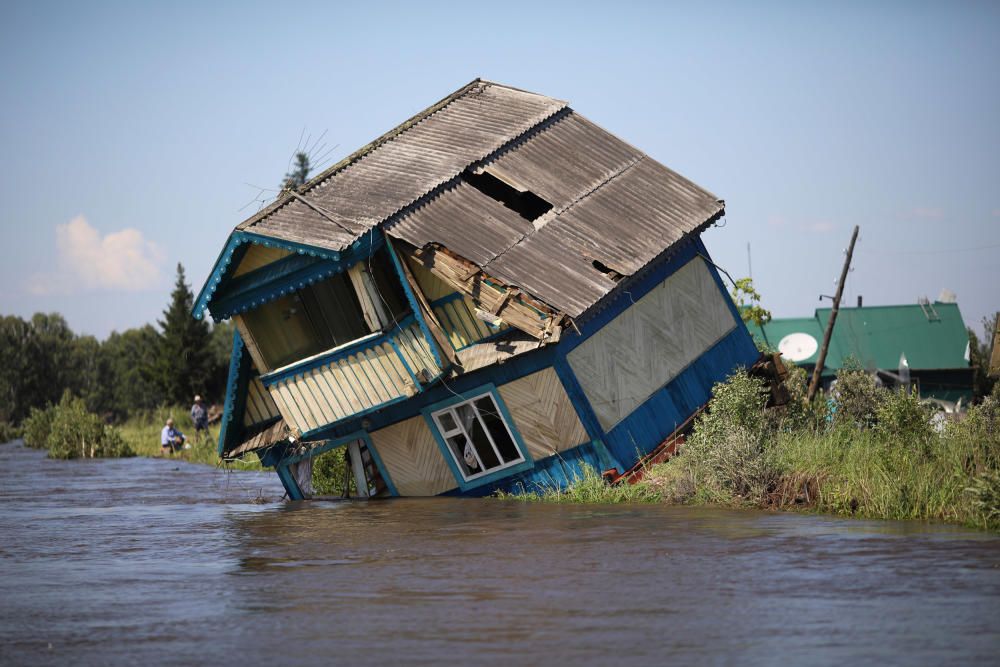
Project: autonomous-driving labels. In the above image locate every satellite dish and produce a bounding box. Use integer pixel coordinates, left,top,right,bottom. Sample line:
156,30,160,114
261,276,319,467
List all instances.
778,332,819,362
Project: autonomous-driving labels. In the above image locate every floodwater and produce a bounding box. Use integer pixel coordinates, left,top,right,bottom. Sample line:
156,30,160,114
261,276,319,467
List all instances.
1,441,999,666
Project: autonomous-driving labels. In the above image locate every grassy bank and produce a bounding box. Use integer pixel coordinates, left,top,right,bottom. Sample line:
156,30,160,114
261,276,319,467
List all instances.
118,406,265,470
21,393,264,470
502,366,1000,531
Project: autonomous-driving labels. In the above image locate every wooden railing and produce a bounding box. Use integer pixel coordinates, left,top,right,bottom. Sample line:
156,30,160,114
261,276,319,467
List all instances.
260,315,440,435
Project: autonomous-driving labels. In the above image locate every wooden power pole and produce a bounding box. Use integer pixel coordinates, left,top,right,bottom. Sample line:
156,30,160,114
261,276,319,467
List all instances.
807,225,860,402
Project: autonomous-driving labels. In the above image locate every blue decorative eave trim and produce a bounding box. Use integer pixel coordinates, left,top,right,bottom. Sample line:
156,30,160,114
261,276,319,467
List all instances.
192,230,383,322
217,329,248,458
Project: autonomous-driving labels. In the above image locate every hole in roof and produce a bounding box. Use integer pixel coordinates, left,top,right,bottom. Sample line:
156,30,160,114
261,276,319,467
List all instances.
462,170,553,222
592,259,622,282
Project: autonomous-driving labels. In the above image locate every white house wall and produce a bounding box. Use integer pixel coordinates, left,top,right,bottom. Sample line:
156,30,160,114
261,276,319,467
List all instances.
567,257,737,431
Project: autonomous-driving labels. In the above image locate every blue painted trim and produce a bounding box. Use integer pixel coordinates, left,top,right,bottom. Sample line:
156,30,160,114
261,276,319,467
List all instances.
209,235,385,321
276,464,304,500
276,431,400,498
217,330,244,457
261,314,415,386
440,438,604,497
385,237,444,370
297,395,411,440
362,435,400,497
217,330,257,458
551,356,620,471
192,230,384,322
419,383,535,492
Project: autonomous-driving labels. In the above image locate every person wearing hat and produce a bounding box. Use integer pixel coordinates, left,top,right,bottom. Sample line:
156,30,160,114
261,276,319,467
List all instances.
160,418,187,455
190,395,209,445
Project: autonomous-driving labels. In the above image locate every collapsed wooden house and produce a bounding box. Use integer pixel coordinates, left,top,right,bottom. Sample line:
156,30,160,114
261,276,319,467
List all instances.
193,79,760,498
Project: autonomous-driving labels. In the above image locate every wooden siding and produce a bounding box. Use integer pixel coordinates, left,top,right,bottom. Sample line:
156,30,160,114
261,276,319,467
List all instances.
432,296,508,350
406,255,508,350
567,257,737,431
498,368,588,460
265,321,439,435
243,377,281,427
369,416,456,496
232,244,293,277
406,257,455,301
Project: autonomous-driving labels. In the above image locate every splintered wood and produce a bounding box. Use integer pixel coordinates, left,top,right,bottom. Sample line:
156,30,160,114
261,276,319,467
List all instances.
396,241,562,343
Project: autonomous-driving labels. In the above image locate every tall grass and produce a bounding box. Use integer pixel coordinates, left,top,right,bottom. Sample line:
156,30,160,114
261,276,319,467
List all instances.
503,366,1000,531
496,464,666,503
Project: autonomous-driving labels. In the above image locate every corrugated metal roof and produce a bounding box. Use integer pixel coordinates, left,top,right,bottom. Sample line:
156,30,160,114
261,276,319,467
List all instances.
387,110,723,317
750,303,971,372
237,80,566,251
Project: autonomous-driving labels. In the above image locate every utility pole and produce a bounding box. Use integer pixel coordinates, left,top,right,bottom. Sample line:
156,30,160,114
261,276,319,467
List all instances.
807,225,860,402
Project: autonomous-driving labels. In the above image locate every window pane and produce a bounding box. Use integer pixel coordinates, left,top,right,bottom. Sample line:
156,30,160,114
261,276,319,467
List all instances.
474,397,520,463
456,403,500,470
437,411,458,433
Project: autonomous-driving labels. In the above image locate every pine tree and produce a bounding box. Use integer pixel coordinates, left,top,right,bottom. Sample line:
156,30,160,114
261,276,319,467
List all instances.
156,263,213,406
282,152,311,191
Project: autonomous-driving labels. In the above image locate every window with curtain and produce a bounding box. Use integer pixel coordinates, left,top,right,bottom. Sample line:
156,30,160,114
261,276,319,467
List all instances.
430,392,524,481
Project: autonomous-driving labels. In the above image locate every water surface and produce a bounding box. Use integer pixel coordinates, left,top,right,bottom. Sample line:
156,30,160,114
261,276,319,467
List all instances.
1,440,998,665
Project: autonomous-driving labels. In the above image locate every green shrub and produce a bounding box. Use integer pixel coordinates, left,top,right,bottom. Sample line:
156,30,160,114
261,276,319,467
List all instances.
0,421,23,444
832,363,883,428
780,364,830,432
876,387,935,452
45,392,134,459
497,464,664,503
679,370,780,505
312,446,350,496
21,405,55,449
965,469,1000,530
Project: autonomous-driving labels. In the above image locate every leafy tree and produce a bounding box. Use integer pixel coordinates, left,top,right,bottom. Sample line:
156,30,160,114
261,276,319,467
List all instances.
104,325,164,416
731,277,772,327
0,315,35,424
282,152,311,190
155,263,213,406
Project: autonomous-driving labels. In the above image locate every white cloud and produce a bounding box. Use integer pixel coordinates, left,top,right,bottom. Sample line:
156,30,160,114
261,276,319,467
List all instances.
29,216,165,294
807,221,835,233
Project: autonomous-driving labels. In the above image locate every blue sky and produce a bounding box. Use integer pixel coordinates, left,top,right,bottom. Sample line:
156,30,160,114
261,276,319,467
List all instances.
1,1,998,339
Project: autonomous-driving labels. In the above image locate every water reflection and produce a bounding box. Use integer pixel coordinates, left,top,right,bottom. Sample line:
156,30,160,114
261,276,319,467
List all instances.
2,440,999,666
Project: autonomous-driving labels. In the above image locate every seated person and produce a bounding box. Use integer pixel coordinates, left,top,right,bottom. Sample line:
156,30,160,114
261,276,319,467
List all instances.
160,418,187,455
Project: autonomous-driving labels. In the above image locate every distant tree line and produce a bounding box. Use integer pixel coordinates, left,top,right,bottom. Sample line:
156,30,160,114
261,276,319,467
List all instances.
0,264,232,427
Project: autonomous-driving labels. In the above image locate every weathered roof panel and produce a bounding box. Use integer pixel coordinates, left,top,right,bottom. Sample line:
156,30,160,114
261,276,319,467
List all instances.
239,82,566,252
389,179,534,267
386,110,723,317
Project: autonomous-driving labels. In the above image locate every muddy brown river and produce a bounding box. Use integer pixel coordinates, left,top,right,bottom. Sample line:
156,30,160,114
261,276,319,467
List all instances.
1,440,998,665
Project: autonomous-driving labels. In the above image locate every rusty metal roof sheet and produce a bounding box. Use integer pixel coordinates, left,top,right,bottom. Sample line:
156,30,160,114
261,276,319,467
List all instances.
386,110,723,317
237,80,566,251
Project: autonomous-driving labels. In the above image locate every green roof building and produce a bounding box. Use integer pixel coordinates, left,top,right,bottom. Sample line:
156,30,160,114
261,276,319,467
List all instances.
748,300,973,403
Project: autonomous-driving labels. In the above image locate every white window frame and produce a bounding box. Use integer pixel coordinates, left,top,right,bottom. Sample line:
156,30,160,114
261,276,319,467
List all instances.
430,392,524,482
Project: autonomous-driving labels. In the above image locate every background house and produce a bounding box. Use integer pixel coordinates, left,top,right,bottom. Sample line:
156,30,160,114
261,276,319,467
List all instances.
749,298,974,405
